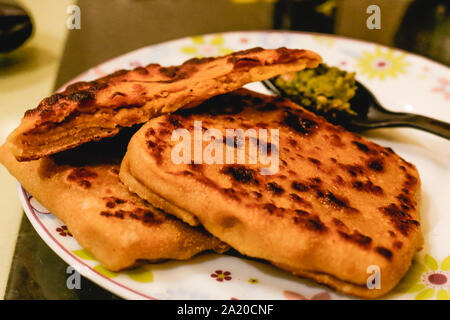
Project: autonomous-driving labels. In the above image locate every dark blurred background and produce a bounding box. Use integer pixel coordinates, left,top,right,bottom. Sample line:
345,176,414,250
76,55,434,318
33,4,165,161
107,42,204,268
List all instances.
275,0,449,65
53,0,449,86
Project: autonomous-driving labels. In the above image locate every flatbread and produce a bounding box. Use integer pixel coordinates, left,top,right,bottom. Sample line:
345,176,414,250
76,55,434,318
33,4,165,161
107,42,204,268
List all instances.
0,128,228,271
119,89,423,298
6,47,321,161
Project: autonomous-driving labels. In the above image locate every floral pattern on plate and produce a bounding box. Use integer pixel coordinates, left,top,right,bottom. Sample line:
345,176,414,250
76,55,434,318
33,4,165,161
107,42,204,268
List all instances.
181,35,233,58
396,255,450,300
355,46,410,80
17,31,450,300
431,78,450,100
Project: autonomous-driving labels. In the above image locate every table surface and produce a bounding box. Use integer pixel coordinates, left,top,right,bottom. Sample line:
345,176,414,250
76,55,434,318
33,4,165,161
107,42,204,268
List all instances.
0,0,74,299
1,0,448,299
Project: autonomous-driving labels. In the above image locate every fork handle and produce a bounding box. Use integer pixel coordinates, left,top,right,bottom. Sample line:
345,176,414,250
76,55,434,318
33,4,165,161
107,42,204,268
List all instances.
362,112,450,140
409,114,450,140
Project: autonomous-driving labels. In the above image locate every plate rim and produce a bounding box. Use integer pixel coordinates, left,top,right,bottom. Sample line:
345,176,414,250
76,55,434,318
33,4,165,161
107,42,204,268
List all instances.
61,30,449,93
17,30,450,300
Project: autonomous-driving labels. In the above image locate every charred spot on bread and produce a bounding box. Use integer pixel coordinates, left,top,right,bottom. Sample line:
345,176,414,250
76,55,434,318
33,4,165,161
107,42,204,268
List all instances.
100,207,163,225
352,180,384,195
368,158,384,172
338,230,372,248
283,110,318,135
222,165,259,185
379,203,420,236
317,190,358,213
267,182,284,195
67,168,98,189
292,181,310,192
352,140,370,153
293,214,327,233
375,246,393,260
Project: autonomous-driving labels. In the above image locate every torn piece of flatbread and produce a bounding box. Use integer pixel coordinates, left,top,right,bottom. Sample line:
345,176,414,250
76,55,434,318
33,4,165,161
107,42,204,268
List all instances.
0,128,228,271
119,89,423,298
7,47,321,161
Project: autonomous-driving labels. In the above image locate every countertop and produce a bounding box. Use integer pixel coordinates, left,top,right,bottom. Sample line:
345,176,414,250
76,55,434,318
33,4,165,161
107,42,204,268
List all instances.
0,0,74,298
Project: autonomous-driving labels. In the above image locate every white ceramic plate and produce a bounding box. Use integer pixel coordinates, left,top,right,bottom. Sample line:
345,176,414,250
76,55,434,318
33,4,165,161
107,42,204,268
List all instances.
18,31,450,300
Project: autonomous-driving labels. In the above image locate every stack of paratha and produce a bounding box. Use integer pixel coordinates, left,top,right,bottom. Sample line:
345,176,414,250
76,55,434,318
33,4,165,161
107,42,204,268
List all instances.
0,47,422,298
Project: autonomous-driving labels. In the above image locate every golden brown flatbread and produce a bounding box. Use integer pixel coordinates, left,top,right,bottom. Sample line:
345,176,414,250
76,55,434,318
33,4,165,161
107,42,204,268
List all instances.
0,129,228,271
119,89,423,298
6,47,321,161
